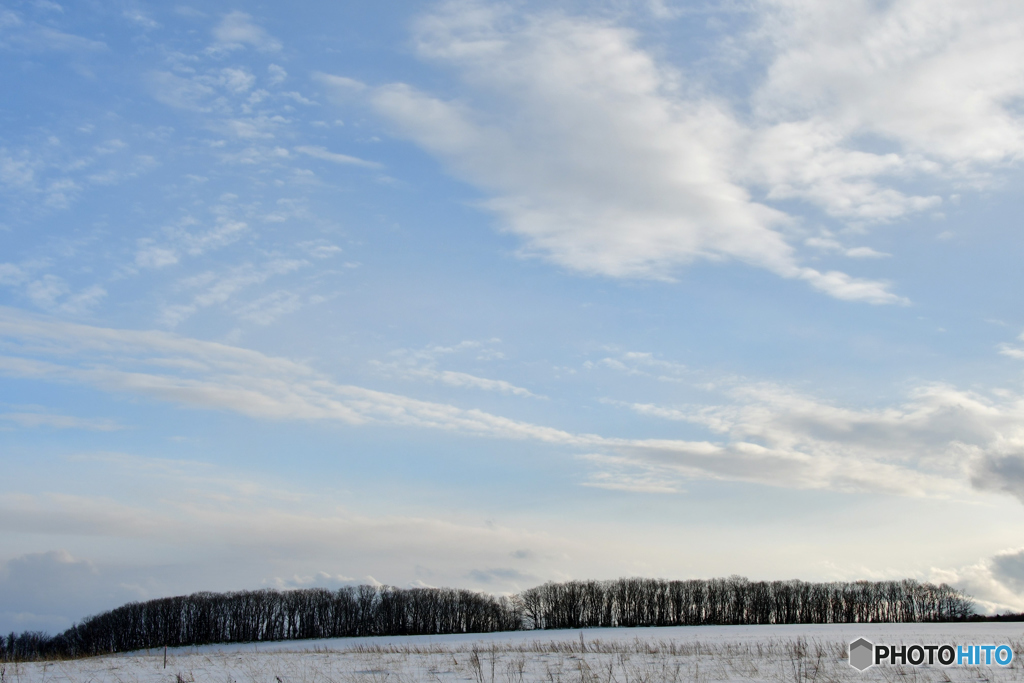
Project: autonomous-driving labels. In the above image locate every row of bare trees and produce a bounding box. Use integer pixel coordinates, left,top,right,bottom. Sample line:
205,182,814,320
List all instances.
1,585,519,660
516,577,975,630
0,577,975,661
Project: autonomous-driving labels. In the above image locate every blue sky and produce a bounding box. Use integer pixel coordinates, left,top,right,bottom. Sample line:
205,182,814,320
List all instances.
4,0,1024,633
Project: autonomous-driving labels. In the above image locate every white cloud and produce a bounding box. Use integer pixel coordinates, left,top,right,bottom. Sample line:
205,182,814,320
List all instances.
998,331,1024,360
44,177,78,208
0,148,37,188
298,240,344,259
0,262,27,285
741,119,942,221
805,234,890,259
93,139,126,155
318,3,903,304
366,29,794,281
211,11,281,52
267,571,357,590
280,91,315,106
754,0,1024,167
314,73,368,94
267,64,287,85
845,247,890,259
180,217,248,255
646,0,680,20
123,9,158,29
323,1,1024,303
147,70,217,112
218,116,283,139
220,67,256,94
295,145,382,168
931,547,1024,614
795,267,905,305
379,364,543,399
589,350,688,382
739,0,1024,223
134,243,178,269
216,145,292,166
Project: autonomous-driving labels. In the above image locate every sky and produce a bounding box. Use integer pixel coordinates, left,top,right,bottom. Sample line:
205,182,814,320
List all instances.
4,0,1024,634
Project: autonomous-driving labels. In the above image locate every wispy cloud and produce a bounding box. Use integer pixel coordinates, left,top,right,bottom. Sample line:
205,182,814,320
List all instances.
147,71,218,112
805,234,891,259
159,259,307,327
295,145,382,169
0,9,107,53
372,340,541,398
587,350,688,383
25,276,106,315
0,412,123,431
998,331,1024,360
234,290,315,326
0,308,1002,499
133,211,251,274
612,377,1024,501
578,453,685,494
383,364,542,398
210,11,281,53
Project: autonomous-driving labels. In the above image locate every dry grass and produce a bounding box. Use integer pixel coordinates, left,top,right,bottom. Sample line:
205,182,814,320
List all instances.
6,636,1024,683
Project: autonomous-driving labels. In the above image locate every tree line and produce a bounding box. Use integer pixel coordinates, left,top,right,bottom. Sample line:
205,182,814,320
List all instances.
1,585,519,661
515,576,974,630
0,577,974,661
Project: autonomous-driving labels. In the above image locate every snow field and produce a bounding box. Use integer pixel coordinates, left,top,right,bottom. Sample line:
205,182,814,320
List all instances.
7,623,1024,683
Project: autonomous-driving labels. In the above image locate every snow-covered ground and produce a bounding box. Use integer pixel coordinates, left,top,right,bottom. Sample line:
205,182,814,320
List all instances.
7,623,1024,682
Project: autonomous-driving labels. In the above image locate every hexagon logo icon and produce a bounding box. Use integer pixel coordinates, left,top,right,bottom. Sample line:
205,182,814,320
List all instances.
849,638,875,671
